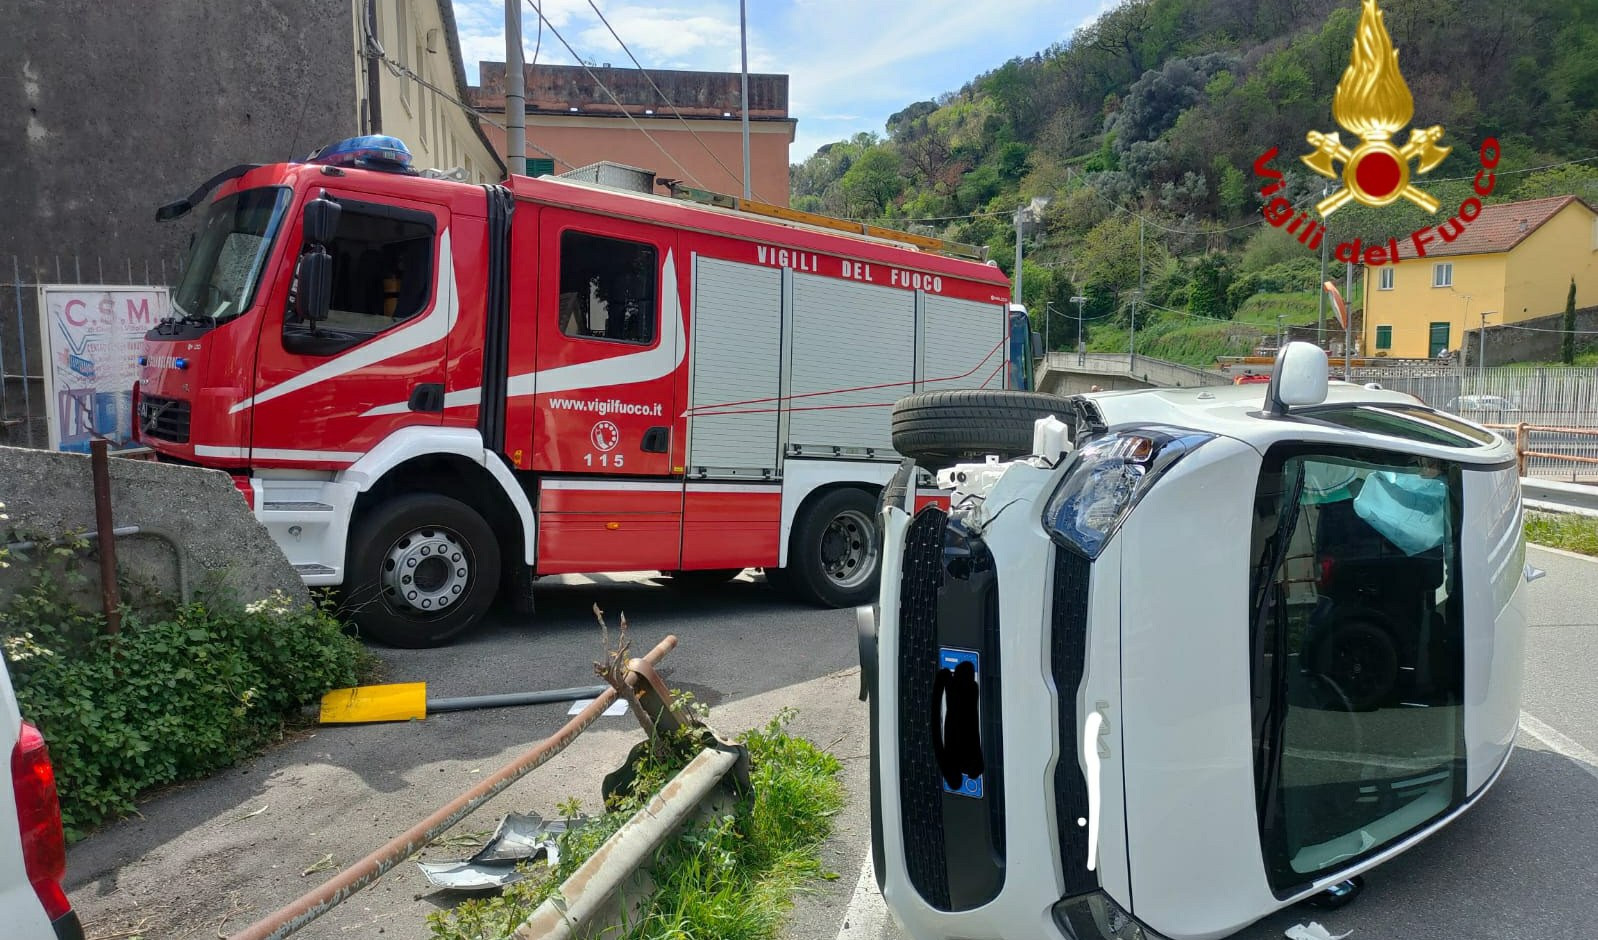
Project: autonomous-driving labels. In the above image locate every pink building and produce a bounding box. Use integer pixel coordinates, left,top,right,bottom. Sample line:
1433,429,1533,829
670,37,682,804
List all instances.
470,63,796,205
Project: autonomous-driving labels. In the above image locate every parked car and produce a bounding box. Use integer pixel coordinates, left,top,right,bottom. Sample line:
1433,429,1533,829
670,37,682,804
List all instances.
1446,394,1521,419
0,657,83,939
862,343,1532,940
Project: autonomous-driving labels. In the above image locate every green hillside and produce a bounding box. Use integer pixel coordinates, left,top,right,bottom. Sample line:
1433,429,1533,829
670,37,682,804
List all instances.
790,0,1598,366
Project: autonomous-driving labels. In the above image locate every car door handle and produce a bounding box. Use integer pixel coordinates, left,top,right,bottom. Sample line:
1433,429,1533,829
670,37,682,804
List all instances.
641,426,670,453
408,383,445,413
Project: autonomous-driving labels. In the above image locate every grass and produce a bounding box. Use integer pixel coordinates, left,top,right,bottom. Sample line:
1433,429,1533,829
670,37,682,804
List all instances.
1525,511,1598,556
1234,291,1323,327
427,707,844,940
1085,317,1264,368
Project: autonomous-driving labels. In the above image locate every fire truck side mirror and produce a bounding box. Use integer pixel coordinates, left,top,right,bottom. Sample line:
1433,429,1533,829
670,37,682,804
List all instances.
303,196,342,245
294,250,333,323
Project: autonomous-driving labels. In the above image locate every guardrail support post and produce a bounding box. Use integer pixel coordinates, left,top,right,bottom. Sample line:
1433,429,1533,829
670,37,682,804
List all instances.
1516,421,1528,477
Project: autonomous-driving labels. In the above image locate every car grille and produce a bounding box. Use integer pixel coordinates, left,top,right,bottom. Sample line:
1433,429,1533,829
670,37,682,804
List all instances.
897,505,951,910
1052,547,1097,897
138,394,190,443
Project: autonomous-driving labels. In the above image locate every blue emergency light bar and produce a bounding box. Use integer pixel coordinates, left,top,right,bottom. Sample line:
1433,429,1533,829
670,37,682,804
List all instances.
307,136,416,173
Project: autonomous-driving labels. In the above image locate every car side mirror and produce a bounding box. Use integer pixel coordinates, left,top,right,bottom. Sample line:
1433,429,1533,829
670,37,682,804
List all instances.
294,249,332,322
303,195,341,245
1265,341,1329,416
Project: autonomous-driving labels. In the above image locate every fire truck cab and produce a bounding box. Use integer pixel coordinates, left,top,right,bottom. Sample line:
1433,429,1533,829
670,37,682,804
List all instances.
136,136,1028,647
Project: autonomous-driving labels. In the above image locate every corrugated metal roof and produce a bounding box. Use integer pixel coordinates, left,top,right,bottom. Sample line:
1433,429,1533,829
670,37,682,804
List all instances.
1393,195,1596,259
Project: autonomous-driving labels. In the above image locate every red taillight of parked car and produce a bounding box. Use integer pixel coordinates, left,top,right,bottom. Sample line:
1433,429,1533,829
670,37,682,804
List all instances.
11,721,72,920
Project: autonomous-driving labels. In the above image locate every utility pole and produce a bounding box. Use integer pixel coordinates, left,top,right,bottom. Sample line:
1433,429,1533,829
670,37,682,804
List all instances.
1317,188,1328,346
1014,206,1024,304
1479,310,1488,374
739,0,751,199
364,0,383,134
1135,217,1145,365
1344,257,1354,380
1071,294,1088,363
505,0,527,175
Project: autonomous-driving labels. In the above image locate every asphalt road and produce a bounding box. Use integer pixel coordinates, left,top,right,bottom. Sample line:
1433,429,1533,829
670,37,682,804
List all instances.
64,547,1598,940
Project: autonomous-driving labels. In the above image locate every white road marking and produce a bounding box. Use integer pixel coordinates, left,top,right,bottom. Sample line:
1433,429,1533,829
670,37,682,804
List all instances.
835,854,896,940
1519,711,1598,783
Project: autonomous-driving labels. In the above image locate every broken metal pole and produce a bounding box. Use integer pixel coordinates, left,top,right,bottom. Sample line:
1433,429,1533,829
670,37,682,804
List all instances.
228,634,680,940
512,747,741,939
89,439,122,635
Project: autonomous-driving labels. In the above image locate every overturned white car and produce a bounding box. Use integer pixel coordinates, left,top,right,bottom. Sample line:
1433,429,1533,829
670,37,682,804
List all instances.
860,344,1533,940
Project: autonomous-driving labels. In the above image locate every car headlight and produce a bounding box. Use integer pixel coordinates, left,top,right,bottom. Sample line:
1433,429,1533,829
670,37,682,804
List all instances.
1041,426,1215,559
1053,891,1168,940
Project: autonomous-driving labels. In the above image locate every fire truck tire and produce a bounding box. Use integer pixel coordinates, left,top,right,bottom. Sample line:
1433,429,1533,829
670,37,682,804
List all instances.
344,494,501,648
788,487,881,608
890,389,1074,469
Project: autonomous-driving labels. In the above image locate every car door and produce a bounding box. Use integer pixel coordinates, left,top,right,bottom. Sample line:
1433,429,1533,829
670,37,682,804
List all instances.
247,190,454,468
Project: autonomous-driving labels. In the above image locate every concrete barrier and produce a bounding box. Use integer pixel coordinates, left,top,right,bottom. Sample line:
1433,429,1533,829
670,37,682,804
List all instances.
0,445,306,612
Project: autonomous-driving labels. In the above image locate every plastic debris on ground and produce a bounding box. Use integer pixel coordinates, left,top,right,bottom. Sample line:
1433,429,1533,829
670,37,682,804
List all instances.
567,697,631,716
417,812,581,892
1285,923,1352,940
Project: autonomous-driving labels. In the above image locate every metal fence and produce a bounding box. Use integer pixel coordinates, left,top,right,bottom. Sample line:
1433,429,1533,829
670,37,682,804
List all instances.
1,254,177,449
1350,362,1598,482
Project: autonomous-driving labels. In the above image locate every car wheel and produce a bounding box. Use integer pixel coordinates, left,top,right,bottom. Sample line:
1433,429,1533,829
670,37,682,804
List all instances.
891,389,1074,470
343,493,501,648
1311,617,1399,711
788,488,881,608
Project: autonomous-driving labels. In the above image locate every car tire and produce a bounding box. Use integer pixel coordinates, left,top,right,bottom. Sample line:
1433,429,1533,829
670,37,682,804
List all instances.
788,488,881,608
891,389,1074,470
660,568,745,588
343,493,501,648
1310,617,1399,711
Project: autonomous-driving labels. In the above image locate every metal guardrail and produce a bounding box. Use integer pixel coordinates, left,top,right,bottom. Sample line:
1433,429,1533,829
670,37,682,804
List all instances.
230,632,699,940
1522,478,1598,517
1486,423,1598,480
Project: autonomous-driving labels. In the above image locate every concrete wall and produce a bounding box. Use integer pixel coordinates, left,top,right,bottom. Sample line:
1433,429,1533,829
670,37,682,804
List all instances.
0,447,307,613
1,1,358,445
1465,306,1598,366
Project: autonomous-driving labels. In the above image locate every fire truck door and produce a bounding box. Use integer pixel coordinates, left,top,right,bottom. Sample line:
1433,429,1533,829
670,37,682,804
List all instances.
527,211,685,574
250,192,453,467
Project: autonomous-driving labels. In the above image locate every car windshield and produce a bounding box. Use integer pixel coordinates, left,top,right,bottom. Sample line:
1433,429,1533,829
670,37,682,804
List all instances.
171,187,289,323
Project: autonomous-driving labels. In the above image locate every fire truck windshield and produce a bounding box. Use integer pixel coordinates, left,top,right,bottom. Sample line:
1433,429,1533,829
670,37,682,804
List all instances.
170,187,290,326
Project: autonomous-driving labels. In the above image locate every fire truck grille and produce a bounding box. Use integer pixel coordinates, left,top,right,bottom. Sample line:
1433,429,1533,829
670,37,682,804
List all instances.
1051,547,1097,897
897,504,951,910
138,395,190,444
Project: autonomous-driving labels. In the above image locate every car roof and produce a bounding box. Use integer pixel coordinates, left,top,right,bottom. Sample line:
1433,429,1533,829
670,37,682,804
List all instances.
1083,381,1517,465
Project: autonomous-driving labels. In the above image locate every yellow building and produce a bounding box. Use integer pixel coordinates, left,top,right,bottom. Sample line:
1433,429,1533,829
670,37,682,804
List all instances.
351,1,506,184
1362,196,1598,360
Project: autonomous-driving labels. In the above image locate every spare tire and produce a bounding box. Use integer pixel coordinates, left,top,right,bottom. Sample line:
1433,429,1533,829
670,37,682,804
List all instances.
891,389,1074,469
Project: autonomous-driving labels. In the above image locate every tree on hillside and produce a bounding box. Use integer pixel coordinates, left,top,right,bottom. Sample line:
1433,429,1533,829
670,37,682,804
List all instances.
1564,278,1577,365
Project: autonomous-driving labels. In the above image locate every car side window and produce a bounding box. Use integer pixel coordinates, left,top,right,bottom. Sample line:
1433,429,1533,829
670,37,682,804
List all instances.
284,200,436,356
558,230,657,345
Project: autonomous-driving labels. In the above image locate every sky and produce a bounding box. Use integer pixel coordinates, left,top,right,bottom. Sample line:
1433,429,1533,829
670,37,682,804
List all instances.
451,0,1107,162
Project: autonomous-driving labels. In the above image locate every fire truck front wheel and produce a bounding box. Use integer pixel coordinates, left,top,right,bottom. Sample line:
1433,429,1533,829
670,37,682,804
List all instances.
344,494,501,648
788,487,881,608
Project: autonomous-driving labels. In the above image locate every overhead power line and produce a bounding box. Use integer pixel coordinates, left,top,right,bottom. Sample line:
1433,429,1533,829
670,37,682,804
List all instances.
584,0,766,202
523,0,706,190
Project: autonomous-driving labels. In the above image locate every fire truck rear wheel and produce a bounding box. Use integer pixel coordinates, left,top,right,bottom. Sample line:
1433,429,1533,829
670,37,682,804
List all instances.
789,488,881,608
891,389,1075,470
345,494,501,648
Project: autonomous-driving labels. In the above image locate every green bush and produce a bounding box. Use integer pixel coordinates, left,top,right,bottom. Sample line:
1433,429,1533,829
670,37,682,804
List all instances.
1,576,364,839
429,708,845,940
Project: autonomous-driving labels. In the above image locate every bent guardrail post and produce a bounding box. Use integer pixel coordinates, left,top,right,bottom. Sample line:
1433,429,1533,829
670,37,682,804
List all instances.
512,747,742,940
227,633,680,940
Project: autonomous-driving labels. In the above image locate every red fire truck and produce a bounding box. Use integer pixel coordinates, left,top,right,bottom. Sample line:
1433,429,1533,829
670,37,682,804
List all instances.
135,136,1028,647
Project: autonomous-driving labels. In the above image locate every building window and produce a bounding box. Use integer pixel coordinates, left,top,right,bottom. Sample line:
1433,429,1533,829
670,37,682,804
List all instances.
1375,325,1392,350
558,231,658,345
1429,322,1451,358
395,0,411,108
1379,267,1395,291
1432,263,1453,288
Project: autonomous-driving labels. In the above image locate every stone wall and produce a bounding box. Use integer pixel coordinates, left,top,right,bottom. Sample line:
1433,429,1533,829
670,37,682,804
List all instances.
0,447,306,613
1466,306,1598,366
